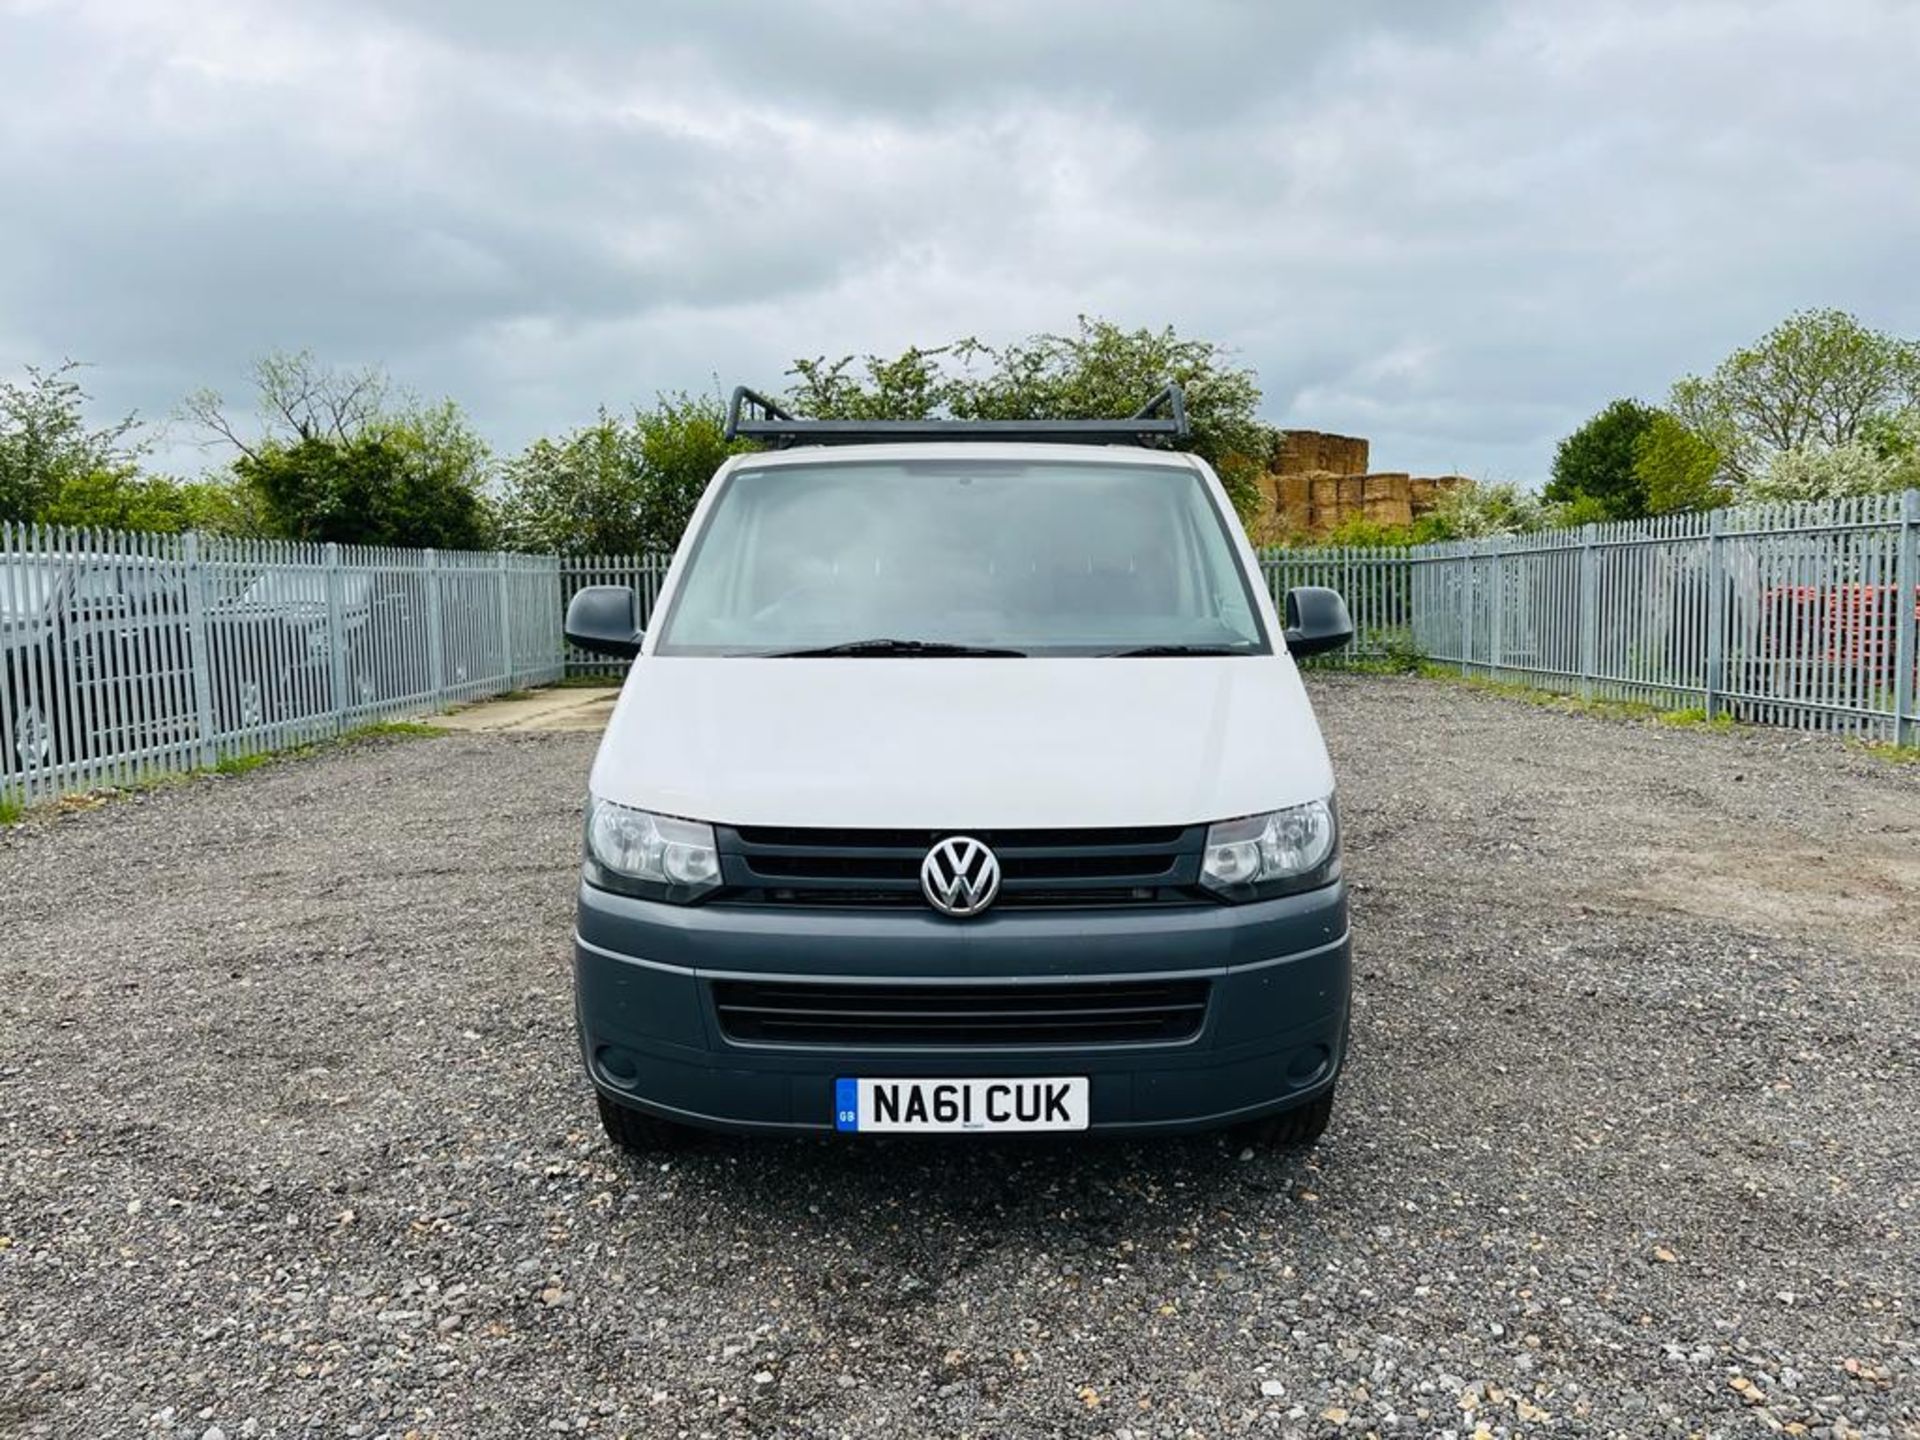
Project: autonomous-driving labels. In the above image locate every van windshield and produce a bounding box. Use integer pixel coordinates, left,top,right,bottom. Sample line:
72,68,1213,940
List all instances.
652,459,1269,657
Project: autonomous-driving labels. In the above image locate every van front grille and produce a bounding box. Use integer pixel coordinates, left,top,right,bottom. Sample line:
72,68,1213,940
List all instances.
711,978,1211,1047
713,824,1209,910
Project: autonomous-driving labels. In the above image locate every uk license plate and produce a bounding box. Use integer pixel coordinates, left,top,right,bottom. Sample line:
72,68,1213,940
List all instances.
835,1077,1089,1133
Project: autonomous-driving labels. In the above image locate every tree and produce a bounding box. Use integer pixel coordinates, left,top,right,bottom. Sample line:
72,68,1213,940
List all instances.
496,393,748,556
182,350,390,460
1668,309,1920,488
191,352,495,548
1545,399,1657,520
497,412,649,555
1422,479,1550,539
1632,411,1728,515
0,362,148,526
28,469,238,534
630,393,749,550
1743,411,1920,503
171,478,267,535
381,401,495,548
786,345,958,422
232,424,493,550
1863,406,1920,466
786,318,1273,517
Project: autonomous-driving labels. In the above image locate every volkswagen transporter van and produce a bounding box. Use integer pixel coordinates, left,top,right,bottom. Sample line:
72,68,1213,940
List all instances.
564,385,1355,1149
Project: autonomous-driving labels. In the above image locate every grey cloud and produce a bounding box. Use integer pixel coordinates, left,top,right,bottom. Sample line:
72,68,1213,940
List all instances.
1,0,1916,486
349,1,1504,129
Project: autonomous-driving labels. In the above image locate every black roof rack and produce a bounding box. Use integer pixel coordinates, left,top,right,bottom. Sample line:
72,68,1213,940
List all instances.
723,382,1190,448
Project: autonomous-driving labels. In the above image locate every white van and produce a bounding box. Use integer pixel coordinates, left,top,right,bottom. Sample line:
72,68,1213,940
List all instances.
564,386,1354,1149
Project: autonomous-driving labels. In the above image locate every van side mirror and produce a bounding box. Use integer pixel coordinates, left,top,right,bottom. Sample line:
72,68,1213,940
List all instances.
565,585,644,658
1283,586,1354,658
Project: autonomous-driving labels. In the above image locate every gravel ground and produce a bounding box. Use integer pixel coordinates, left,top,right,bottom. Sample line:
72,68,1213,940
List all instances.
3,673,1917,1439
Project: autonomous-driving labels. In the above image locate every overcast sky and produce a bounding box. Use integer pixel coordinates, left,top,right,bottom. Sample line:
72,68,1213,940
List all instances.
4,0,1918,483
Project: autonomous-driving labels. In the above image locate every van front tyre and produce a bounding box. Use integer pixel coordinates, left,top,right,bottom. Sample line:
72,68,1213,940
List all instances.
1234,1090,1335,1148
595,1092,694,1154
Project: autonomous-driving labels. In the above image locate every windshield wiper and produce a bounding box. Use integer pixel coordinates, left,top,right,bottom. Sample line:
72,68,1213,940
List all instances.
1100,643,1253,657
763,638,1028,658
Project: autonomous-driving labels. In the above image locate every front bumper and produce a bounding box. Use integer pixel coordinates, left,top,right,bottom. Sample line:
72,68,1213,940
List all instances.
573,880,1352,1136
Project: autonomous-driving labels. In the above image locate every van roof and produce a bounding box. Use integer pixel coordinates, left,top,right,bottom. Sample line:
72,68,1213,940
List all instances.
723,442,1208,471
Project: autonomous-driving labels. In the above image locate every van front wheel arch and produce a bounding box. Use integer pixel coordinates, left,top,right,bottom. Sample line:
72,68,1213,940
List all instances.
595,1092,696,1155
1232,1089,1335,1149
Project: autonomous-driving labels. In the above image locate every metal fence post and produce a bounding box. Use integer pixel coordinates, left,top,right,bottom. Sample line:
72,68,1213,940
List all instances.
558,557,576,680
1458,550,1473,674
496,553,515,690
1704,510,1727,719
323,542,347,736
181,531,219,766
424,548,446,704
1894,489,1919,747
1342,548,1355,659
1578,526,1598,700
1488,537,1505,677
545,556,565,680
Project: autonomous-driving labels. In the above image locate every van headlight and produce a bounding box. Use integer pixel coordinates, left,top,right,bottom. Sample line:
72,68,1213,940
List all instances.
1199,797,1338,901
583,797,722,903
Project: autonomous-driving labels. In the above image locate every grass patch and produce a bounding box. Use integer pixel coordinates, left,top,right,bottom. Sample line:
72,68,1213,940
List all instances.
214,720,445,776
213,751,275,777
555,673,626,688
355,720,446,739
0,719,445,827
1306,629,1425,677
1655,706,1738,731
1407,663,1746,731
1320,652,1425,678
1856,739,1920,765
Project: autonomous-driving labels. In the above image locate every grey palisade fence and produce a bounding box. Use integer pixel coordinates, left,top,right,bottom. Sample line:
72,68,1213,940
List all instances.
1405,492,1918,741
6,490,1919,809
1260,494,1918,742
0,525,562,807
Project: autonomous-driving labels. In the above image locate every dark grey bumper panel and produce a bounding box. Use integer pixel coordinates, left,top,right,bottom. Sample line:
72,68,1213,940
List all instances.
573,881,1352,1136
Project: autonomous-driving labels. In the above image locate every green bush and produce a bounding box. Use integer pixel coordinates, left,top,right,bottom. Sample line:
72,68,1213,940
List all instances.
786,317,1273,520
1633,412,1728,514
1372,627,1425,673
1,362,149,528
188,352,496,549
1545,399,1657,520
234,418,494,550
496,393,750,556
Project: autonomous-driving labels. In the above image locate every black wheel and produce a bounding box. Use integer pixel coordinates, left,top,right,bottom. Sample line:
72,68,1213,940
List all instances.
596,1092,695,1154
349,659,379,709
1233,1090,1335,1149
4,693,54,774
234,678,266,731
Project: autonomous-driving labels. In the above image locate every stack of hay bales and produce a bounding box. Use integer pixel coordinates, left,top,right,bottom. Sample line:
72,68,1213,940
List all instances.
1248,429,1468,542
1275,431,1369,477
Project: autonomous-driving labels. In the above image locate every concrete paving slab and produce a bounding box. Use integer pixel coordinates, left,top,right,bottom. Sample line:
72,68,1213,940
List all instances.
437,685,620,733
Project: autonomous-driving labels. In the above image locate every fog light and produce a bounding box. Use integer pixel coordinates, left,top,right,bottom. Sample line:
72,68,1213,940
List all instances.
1285,1044,1331,1086
596,1046,639,1082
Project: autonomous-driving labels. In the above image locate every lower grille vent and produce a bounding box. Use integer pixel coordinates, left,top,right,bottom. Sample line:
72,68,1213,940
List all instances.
712,978,1211,1047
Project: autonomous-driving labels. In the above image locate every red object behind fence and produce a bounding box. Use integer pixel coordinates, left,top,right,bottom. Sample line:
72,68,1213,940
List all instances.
1761,584,1920,680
